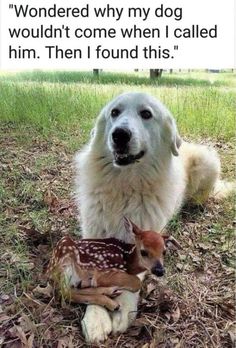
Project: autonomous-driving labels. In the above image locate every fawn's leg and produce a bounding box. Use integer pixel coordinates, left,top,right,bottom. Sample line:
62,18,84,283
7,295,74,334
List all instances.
75,286,122,297
94,271,141,292
68,288,120,311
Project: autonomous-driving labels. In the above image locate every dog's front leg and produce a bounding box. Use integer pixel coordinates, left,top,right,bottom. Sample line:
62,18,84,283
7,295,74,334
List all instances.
111,271,146,334
81,304,112,343
111,290,139,334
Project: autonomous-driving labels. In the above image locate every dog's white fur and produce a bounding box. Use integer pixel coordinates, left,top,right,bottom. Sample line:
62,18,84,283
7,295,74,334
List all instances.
75,92,233,342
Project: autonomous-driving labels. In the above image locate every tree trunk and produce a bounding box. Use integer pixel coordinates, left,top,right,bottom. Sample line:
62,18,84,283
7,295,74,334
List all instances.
150,69,163,79
93,69,99,76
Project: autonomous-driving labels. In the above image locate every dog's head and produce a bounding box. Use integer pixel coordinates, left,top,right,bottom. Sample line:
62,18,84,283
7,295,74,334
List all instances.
92,92,181,167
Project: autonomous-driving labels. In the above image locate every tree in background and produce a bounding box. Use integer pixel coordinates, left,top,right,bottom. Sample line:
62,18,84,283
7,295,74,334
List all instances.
150,69,163,78
93,69,99,76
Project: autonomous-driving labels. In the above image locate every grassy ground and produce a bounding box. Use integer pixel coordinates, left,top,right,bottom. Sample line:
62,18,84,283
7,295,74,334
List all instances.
0,70,235,347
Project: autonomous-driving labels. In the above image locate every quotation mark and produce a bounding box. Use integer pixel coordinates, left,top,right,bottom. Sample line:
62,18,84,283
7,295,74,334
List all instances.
171,45,179,58
9,4,13,9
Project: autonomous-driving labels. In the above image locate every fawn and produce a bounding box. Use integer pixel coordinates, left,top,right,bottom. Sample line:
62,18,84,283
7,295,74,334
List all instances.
46,217,181,311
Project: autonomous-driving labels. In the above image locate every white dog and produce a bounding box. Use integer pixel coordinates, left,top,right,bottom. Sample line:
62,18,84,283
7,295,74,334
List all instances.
75,92,233,342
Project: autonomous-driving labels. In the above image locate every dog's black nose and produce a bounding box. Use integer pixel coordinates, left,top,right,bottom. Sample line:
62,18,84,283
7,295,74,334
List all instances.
151,267,165,277
112,128,131,148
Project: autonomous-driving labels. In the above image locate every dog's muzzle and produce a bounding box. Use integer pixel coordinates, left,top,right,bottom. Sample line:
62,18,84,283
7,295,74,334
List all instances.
112,127,131,150
111,127,145,166
114,150,145,166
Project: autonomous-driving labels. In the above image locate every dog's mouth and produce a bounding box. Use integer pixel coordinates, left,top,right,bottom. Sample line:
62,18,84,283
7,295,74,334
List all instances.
113,150,145,166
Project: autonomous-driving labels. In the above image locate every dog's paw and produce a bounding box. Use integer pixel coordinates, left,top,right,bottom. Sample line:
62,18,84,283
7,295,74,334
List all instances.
111,290,138,334
81,305,112,343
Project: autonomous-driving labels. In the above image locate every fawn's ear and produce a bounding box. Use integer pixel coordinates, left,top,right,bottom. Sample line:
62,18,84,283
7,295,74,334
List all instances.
123,217,141,236
162,235,182,250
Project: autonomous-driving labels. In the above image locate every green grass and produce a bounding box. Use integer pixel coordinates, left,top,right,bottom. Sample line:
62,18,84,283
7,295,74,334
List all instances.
0,70,235,147
0,69,235,87
0,70,235,347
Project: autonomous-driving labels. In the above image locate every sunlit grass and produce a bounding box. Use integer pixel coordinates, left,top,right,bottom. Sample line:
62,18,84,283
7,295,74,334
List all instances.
0,69,234,346
0,70,235,145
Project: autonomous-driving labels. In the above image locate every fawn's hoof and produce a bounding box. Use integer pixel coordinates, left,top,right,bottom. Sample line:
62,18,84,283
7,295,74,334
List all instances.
110,288,123,298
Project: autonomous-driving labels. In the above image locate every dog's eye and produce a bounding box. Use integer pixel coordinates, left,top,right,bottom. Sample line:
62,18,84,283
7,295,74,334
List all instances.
141,250,149,257
111,108,120,118
140,110,152,120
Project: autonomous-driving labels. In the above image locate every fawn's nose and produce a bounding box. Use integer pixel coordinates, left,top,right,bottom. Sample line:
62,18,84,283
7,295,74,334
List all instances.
151,263,165,277
112,127,132,149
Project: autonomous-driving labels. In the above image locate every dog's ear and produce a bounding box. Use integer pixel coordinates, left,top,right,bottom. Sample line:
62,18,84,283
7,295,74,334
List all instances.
90,128,95,138
171,130,182,157
162,235,182,250
164,116,182,156
90,109,107,145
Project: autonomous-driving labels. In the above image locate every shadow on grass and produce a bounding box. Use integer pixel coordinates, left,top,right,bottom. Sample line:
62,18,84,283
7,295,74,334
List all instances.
0,70,230,87
180,203,206,222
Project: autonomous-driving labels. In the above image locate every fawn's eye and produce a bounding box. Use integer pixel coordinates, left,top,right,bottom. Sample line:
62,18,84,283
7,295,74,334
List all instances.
140,110,152,120
111,108,120,118
141,250,149,257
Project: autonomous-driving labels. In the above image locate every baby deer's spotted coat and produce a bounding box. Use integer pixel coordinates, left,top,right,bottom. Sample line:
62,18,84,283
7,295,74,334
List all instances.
48,236,139,272
46,218,181,311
